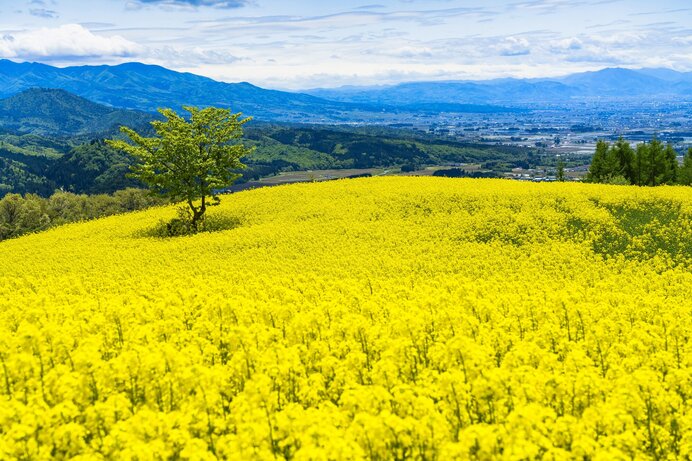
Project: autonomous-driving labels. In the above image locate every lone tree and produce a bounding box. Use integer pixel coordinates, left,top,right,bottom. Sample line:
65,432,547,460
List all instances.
556,158,566,182
108,106,253,229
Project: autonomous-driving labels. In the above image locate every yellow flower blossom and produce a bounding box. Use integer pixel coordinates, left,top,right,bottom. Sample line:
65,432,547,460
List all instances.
0,177,690,459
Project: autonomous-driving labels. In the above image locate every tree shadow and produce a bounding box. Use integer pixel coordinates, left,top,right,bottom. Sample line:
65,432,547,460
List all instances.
134,212,244,239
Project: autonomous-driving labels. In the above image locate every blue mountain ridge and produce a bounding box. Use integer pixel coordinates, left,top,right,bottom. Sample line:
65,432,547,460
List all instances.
0,60,350,121
1,60,690,121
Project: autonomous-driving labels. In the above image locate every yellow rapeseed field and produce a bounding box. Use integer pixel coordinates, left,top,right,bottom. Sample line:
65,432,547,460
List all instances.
0,177,691,460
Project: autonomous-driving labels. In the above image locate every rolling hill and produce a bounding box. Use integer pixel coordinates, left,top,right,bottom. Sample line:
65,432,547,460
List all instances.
0,177,690,458
0,88,154,136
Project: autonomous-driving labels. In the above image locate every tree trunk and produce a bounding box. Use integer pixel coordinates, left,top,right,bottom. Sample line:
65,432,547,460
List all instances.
189,196,206,230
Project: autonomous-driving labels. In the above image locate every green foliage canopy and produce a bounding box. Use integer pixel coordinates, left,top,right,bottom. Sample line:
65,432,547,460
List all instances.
0,188,163,241
587,136,686,186
679,148,692,186
108,106,253,227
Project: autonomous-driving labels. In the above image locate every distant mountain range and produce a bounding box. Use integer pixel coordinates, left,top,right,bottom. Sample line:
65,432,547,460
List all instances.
306,68,692,106
0,60,690,126
0,88,153,136
0,60,350,121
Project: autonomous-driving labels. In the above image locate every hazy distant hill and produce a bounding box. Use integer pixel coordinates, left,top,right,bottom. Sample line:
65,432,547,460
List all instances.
557,68,692,97
306,68,692,106
0,60,350,121
0,88,153,136
636,68,692,83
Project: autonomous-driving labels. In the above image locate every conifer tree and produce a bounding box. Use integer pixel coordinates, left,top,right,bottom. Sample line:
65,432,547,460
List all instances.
679,148,692,186
587,140,610,183
662,144,678,185
647,138,665,186
556,158,566,182
634,143,649,186
611,137,635,183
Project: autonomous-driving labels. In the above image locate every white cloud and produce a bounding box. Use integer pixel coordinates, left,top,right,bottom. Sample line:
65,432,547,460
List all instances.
672,35,692,45
371,45,434,58
0,24,142,60
596,31,646,46
145,46,242,65
29,8,59,18
549,37,583,52
493,37,531,56
125,0,252,10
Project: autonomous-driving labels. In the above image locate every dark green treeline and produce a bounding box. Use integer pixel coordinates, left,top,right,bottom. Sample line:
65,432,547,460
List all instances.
587,137,692,186
0,188,166,241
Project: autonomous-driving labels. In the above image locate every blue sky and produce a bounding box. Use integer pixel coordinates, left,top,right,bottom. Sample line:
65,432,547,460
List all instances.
1,0,691,89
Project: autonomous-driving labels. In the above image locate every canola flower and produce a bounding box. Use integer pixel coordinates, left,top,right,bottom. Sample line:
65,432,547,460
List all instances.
0,176,691,460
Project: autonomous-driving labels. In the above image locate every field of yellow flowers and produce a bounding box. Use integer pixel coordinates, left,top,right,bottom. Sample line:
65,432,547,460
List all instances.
0,177,691,460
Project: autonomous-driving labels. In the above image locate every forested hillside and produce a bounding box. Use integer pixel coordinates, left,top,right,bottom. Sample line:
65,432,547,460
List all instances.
0,88,153,136
0,123,533,198
242,125,530,179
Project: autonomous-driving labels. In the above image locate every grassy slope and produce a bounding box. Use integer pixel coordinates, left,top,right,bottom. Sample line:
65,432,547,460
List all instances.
0,177,691,459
